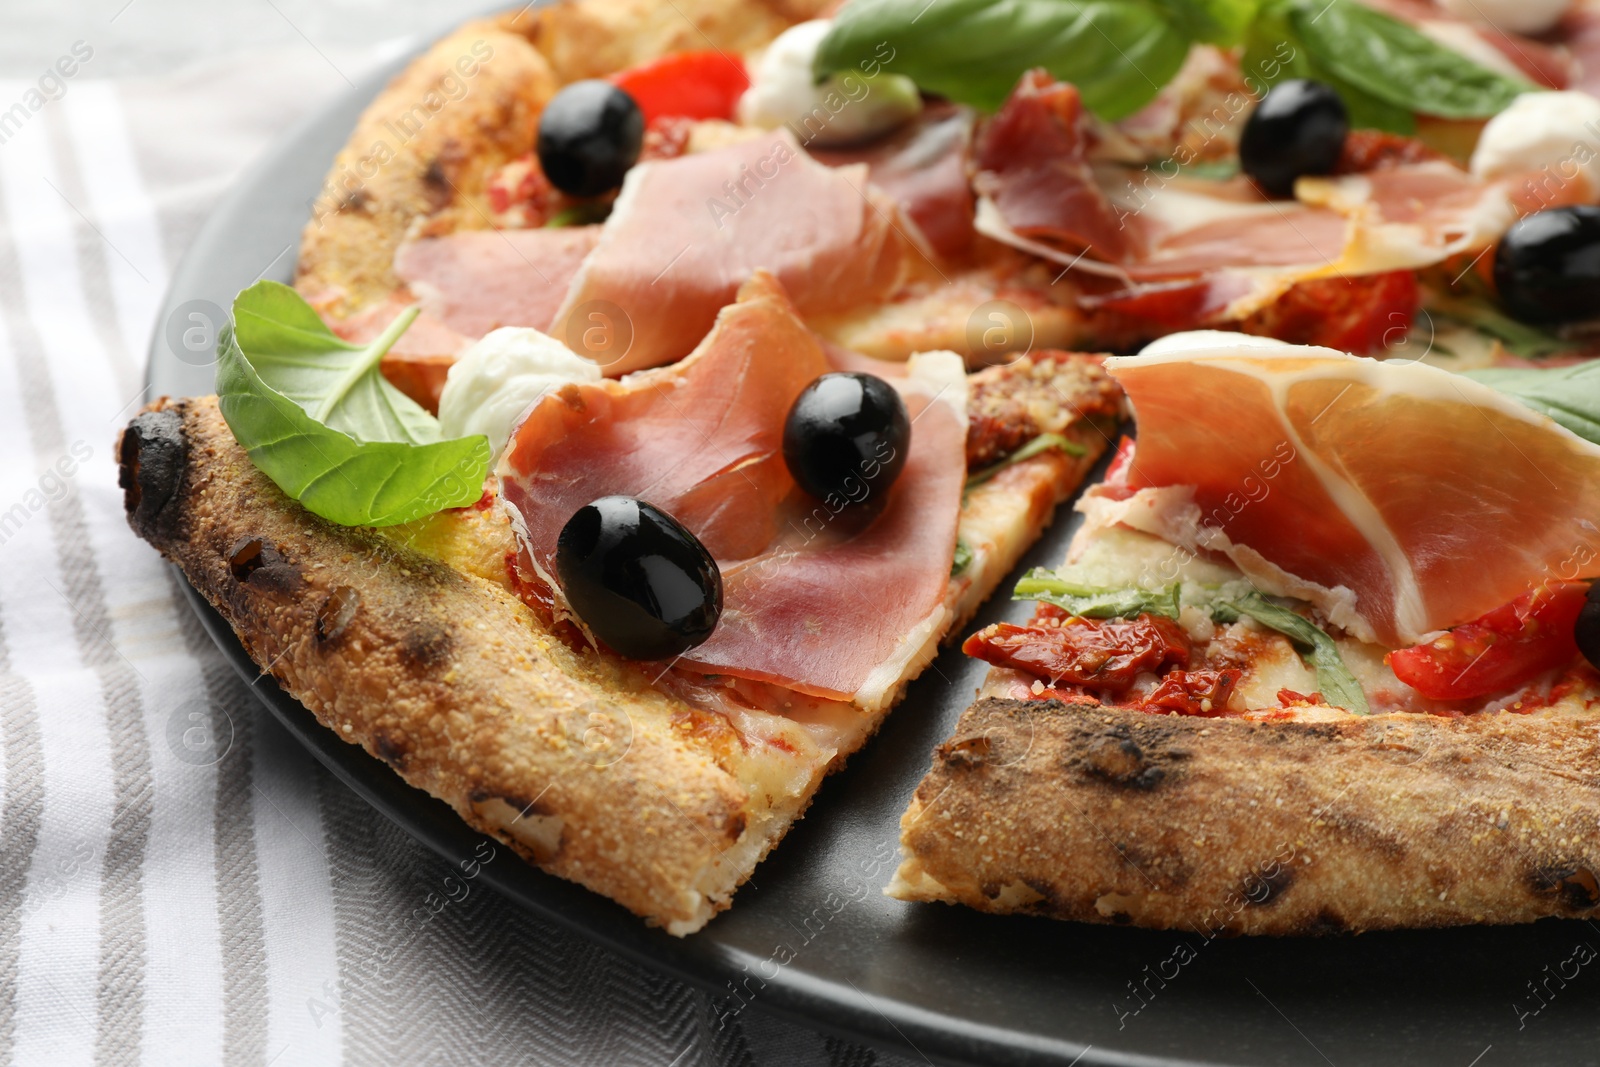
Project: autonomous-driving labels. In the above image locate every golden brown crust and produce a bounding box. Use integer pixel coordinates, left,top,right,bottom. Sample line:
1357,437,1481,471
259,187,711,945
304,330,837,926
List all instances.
519,0,831,84
294,21,559,320
120,397,754,932
890,698,1600,933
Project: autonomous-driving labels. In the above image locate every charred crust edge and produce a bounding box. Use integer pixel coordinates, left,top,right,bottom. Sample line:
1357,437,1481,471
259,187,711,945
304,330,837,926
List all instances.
119,407,188,541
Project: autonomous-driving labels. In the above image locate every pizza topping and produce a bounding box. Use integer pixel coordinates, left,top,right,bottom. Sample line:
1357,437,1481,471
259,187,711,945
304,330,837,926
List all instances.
610,51,748,127
554,496,723,660
500,272,965,702
1104,335,1600,646
782,372,910,505
1137,667,1242,716
962,614,1191,692
1494,207,1600,325
1386,581,1587,700
1469,91,1600,193
1239,80,1348,199
392,226,600,340
549,130,910,376
537,80,645,198
1575,582,1600,670
216,282,490,528
1212,593,1369,714
1012,571,1181,620
436,327,601,463
738,20,921,148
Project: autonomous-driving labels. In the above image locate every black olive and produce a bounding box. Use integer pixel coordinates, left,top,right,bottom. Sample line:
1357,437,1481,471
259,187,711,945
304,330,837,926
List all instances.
1493,206,1600,325
555,496,722,660
1239,80,1349,199
536,80,644,198
782,372,910,505
1575,581,1600,671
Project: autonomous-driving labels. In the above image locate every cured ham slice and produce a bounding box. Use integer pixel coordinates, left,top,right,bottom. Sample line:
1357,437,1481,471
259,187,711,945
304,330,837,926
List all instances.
548,130,910,377
1101,337,1600,646
973,72,1542,324
394,225,600,338
810,103,977,260
499,272,965,703
330,226,601,411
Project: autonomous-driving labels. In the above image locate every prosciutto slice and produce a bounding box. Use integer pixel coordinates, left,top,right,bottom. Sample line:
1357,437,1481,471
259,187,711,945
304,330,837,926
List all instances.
810,103,978,260
548,131,910,377
394,225,600,337
498,272,965,703
973,71,1550,323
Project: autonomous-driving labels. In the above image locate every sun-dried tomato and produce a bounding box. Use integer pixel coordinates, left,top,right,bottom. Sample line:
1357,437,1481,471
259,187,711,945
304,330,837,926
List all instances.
963,614,1190,692
1135,668,1242,716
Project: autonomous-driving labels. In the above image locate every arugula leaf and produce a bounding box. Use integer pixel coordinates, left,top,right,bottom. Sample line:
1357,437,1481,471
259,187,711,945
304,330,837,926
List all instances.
815,0,1195,119
1464,362,1600,446
951,537,974,577
1013,570,1182,619
966,432,1087,487
1213,593,1370,713
1280,0,1532,120
1427,291,1569,359
217,282,491,527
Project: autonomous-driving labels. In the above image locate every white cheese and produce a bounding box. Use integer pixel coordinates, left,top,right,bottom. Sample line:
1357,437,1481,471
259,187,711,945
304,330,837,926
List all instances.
905,349,969,429
1469,91,1600,198
437,327,601,461
737,20,921,148
1136,330,1301,358
1435,0,1571,39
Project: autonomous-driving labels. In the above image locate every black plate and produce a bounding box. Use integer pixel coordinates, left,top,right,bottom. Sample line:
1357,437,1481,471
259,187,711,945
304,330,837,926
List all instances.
152,34,1600,1067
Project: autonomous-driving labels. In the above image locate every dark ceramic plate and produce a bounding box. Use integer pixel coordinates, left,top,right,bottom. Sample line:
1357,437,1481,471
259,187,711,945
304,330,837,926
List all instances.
151,26,1600,1067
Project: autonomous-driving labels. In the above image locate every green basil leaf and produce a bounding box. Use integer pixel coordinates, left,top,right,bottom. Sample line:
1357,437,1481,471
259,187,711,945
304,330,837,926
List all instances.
966,432,1087,488
815,0,1193,119
1013,570,1182,619
1214,592,1370,713
216,283,491,527
1242,9,1415,133
231,280,441,443
1148,0,1260,46
1464,362,1600,446
1283,0,1533,119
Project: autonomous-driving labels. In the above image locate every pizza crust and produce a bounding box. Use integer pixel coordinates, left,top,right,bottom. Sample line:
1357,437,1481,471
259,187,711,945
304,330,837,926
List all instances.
119,355,1112,931
889,697,1600,932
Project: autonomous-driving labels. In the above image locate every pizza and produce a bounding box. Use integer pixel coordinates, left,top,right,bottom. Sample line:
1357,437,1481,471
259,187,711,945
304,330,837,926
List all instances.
122,0,1600,936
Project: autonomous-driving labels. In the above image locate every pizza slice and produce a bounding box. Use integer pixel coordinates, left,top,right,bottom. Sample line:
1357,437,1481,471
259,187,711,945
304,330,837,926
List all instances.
889,332,1600,933
121,271,1120,934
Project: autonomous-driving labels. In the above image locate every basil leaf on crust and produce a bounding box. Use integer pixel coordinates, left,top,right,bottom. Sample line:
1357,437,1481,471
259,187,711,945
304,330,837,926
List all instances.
814,0,1195,119
1013,571,1182,619
216,282,490,527
1465,362,1600,446
1215,593,1370,713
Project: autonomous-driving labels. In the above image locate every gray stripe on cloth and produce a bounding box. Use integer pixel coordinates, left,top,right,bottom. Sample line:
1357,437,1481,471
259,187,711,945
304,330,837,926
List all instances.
168,571,270,1067
0,610,45,1065
0,129,155,1067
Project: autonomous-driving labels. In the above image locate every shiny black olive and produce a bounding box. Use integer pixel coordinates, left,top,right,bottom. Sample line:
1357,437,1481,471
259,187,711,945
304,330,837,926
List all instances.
1493,206,1600,325
555,496,722,660
782,372,910,505
1239,79,1348,199
1575,582,1600,671
536,80,644,198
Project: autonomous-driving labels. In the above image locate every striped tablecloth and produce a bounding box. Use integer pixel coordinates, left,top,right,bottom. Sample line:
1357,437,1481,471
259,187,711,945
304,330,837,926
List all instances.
0,39,918,1067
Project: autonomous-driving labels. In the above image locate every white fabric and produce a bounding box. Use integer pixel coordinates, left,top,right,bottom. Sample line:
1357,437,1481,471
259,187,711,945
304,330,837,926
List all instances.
0,48,918,1067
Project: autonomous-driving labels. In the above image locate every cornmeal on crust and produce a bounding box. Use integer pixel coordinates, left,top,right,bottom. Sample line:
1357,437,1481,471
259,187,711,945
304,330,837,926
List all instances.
889,698,1600,932
119,351,1116,933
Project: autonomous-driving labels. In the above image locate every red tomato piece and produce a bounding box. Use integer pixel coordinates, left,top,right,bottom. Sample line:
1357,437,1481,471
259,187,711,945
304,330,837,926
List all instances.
611,51,749,126
962,615,1190,692
1137,668,1242,716
1386,581,1588,700
1238,270,1420,355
